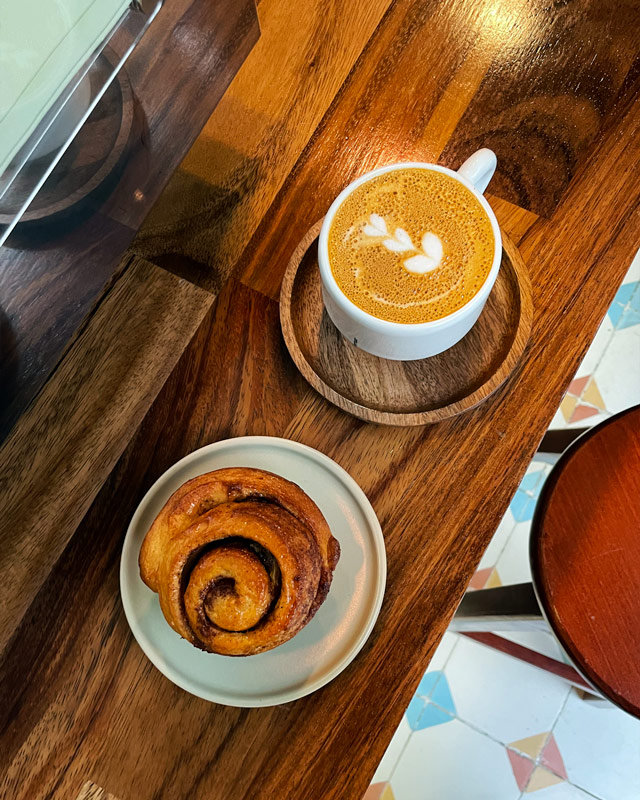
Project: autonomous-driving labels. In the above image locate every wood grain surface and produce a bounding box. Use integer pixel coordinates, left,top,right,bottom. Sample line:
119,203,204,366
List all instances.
0,257,214,655
75,782,121,800
440,0,640,217
531,405,640,717
0,0,259,442
280,220,532,424
2,0,640,798
131,0,393,283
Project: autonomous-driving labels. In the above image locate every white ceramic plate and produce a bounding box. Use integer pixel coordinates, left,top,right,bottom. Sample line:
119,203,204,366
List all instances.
120,436,386,707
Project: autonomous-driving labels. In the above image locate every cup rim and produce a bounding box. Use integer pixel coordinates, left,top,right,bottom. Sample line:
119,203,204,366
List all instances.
317,161,502,334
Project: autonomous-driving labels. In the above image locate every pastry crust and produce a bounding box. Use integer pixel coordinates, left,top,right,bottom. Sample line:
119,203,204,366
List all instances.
139,467,340,656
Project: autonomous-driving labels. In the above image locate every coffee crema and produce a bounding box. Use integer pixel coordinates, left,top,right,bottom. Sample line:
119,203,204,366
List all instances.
327,168,495,324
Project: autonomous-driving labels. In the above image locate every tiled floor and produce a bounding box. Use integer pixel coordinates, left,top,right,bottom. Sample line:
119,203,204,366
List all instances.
365,252,640,800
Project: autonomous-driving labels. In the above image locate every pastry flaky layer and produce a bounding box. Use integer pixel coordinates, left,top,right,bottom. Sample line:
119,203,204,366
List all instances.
139,467,341,656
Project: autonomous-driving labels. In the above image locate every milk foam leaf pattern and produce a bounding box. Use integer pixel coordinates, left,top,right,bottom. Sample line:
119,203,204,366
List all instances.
361,213,444,273
138,467,341,656
403,254,439,274
383,237,413,252
404,232,445,273
394,228,413,248
370,213,387,234
422,232,443,263
363,213,388,237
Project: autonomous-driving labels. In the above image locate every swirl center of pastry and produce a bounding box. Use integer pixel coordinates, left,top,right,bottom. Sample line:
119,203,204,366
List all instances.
184,546,275,632
140,467,340,656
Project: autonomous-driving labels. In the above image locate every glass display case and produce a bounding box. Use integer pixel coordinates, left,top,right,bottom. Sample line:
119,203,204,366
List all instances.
0,0,163,245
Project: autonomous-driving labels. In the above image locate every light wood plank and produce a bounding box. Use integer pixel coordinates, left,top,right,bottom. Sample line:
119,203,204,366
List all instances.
130,0,393,288
76,782,120,800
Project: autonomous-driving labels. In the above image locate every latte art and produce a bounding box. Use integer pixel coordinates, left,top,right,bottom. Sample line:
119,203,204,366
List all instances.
362,213,444,274
328,168,495,324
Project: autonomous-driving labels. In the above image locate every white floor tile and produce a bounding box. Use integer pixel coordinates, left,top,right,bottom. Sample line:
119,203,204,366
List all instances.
494,520,534,585
426,631,459,673
594,327,640,415
479,511,516,570
572,315,615,380
391,719,520,800
552,690,640,800
372,715,412,784
621,248,640,283
550,406,568,430
443,636,570,745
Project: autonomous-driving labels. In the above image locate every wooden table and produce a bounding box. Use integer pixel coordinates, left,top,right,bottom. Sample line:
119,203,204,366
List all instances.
0,0,260,441
1,1,639,798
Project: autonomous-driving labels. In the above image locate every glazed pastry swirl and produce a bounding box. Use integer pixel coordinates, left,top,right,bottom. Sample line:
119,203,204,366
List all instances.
139,467,340,656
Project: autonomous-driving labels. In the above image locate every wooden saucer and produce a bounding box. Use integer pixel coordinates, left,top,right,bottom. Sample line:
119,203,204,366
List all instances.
279,220,533,426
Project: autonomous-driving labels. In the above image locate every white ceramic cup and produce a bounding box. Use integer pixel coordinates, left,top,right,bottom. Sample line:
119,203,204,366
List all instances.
318,149,501,360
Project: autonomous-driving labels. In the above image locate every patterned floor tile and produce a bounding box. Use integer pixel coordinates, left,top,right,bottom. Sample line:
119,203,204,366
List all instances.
371,716,412,784
558,375,608,425
405,695,429,730
509,468,549,522
367,250,640,800
552,690,640,800
522,784,602,799
606,280,640,330
478,511,516,571
390,719,520,800
506,748,536,790
431,673,456,715
549,252,640,430
593,326,640,416
493,519,535,585
443,636,570,744
526,766,564,792
413,701,455,730
509,731,549,760
415,671,440,699
425,631,459,672
539,734,566,779
363,782,395,800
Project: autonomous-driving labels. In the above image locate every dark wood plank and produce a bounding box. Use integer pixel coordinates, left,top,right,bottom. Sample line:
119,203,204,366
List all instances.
441,1,640,216
0,280,308,800
0,0,259,442
0,258,214,655
0,214,132,440
532,406,640,717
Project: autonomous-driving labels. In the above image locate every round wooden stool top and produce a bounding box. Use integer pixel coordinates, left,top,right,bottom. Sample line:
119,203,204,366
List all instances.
531,405,640,716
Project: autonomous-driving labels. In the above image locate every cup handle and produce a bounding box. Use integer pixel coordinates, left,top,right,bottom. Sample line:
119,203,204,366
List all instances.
456,148,497,194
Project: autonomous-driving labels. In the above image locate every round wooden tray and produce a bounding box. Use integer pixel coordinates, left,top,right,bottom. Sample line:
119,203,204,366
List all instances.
0,51,133,225
280,220,533,426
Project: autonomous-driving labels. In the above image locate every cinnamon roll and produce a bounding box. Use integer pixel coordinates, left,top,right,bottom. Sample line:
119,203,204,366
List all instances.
139,467,340,656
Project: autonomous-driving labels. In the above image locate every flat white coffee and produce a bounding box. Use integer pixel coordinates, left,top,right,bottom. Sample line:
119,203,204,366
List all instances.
328,168,495,324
